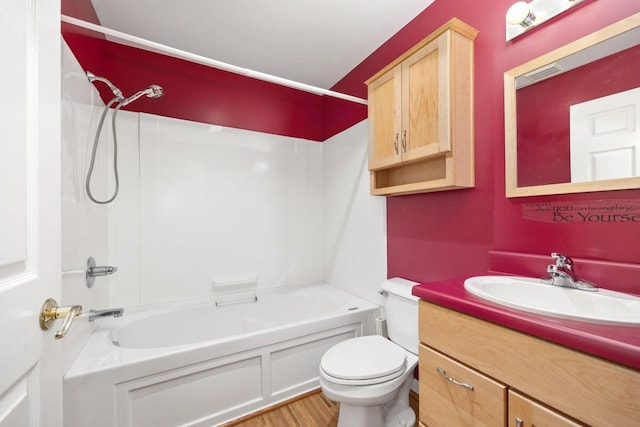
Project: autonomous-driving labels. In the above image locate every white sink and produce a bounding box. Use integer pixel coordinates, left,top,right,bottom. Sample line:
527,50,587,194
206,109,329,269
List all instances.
464,276,640,326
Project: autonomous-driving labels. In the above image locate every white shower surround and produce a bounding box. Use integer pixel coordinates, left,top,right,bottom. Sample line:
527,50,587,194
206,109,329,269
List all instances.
62,36,386,316
108,113,387,308
109,113,325,306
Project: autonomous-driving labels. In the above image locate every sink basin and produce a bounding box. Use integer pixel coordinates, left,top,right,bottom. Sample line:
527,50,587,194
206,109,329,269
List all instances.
464,276,640,326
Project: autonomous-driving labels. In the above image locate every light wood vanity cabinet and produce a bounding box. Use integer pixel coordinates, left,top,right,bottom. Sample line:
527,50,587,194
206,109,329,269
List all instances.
365,18,478,196
418,300,640,426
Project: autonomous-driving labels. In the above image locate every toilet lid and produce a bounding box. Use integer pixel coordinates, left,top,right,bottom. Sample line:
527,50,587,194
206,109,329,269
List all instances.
320,335,407,382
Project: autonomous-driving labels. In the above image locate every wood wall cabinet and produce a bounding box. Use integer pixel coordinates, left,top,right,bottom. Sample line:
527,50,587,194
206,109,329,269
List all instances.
365,18,478,196
418,301,640,426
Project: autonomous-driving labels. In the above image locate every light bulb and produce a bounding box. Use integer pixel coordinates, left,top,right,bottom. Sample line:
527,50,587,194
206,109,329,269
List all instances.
506,1,536,27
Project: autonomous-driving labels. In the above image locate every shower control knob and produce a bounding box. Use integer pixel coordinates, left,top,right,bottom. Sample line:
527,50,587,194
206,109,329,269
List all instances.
86,256,118,288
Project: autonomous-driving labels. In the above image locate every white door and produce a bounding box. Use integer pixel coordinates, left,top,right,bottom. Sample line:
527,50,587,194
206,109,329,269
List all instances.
0,0,63,426
570,87,640,182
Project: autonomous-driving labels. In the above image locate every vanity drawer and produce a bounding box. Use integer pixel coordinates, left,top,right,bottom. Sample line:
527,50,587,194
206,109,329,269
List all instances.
419,344,507,427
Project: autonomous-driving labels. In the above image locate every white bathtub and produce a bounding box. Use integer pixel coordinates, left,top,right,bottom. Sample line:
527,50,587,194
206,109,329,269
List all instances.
64,284,379,427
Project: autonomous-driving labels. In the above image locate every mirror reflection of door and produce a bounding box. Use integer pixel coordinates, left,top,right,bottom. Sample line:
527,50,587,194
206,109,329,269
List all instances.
570,87,640,182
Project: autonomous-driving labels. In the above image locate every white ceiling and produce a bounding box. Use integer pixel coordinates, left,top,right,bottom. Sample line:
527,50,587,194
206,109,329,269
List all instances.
90,0,435,89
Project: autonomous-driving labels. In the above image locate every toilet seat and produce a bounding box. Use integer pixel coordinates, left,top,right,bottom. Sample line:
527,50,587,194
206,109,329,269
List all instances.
320,335,407,385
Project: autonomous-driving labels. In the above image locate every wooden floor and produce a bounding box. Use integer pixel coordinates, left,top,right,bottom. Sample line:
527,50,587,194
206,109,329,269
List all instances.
222,389,419,427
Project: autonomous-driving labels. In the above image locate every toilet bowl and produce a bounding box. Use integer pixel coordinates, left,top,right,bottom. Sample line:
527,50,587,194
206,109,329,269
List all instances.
319,336,418,427
319,278,420,427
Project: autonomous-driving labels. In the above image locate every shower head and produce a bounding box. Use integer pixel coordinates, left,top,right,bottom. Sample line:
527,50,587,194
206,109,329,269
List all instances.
86,70,124,101
119,84,164,107
85,70,163,108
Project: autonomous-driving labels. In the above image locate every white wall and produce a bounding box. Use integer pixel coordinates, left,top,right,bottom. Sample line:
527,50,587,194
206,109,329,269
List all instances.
109,115,324,307
322,121,387,304
60,41,111,371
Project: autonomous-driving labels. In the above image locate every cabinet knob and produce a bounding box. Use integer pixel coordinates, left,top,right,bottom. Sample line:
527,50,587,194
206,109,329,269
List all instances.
393,133,399,154
515,417,524,427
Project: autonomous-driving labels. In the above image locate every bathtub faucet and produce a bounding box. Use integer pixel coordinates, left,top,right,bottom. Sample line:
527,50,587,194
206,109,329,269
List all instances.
88,308,124,322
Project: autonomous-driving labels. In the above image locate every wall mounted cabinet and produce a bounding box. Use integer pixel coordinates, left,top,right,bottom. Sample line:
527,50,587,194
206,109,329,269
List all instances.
365,18,478,196
418,301,640,426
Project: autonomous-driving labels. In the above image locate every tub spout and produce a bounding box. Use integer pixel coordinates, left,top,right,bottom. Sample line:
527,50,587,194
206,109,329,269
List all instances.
89,308,124,322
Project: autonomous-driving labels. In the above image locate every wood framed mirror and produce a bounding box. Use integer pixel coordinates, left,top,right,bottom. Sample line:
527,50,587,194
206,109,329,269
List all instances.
504,13,640,197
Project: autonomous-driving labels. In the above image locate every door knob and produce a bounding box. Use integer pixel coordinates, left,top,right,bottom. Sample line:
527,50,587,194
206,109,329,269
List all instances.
39,298,83,339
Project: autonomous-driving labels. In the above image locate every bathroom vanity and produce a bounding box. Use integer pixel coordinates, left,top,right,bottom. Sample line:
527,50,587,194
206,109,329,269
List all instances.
413,277,640,427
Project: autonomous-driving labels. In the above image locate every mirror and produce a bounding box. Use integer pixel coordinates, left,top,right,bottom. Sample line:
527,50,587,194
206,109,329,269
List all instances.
505,13,640,197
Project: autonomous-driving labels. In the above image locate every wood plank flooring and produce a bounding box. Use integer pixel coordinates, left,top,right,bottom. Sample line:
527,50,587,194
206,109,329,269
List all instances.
222,388,419,427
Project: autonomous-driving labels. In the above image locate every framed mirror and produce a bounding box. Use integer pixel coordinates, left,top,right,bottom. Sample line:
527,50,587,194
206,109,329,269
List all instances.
505,13,640,197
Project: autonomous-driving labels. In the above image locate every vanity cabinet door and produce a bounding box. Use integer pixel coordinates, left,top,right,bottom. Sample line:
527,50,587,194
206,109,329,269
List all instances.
508,391,586,427
419,345,507,427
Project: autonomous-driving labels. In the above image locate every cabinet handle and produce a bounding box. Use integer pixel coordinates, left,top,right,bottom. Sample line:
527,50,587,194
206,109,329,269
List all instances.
436,367,474,391
401,130,407,152
393,133,399,154
515,417,524,427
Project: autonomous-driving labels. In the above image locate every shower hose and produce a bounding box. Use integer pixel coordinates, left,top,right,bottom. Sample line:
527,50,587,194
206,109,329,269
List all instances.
85,98,123,204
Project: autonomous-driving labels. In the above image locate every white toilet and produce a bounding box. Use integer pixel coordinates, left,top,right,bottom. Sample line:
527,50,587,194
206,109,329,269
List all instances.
319,278,419,427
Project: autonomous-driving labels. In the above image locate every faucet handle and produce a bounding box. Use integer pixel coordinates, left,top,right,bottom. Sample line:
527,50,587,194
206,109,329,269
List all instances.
39,298,83,340
86,256,118,288
551,253,572,269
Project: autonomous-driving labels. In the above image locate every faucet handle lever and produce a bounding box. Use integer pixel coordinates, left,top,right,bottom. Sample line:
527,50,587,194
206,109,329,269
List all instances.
550,252,572,269
39,298,83,340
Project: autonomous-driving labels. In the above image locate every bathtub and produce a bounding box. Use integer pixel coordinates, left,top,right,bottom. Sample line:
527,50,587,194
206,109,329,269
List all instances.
64,284,379,427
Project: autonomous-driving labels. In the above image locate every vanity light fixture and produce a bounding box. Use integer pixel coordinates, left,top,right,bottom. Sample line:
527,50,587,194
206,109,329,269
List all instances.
506,0,590,41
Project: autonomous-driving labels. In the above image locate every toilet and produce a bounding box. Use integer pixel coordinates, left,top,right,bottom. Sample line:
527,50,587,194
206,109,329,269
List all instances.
319,278,419,427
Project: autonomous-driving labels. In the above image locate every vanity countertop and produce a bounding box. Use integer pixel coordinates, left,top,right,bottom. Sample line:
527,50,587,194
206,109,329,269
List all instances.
412,275,640,370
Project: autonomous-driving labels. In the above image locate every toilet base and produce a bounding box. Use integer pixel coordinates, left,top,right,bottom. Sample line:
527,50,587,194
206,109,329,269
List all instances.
384,406,415,427
337,404,384,427
336,403,415,427
332,373,416,427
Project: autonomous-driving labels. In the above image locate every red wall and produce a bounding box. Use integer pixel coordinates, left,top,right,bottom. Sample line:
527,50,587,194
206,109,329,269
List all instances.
374,0,640,287
62,1,640,290
61,1,366,142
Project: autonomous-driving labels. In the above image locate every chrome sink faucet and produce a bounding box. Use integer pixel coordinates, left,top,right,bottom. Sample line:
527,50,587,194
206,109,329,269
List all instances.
88,308,124,322
543,253,598,292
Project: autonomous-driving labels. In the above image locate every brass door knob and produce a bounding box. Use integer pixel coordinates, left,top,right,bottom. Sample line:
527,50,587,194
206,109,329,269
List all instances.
39,298,83,339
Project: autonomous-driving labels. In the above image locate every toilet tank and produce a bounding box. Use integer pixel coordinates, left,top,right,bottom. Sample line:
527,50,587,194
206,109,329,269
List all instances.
382,278,420,355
